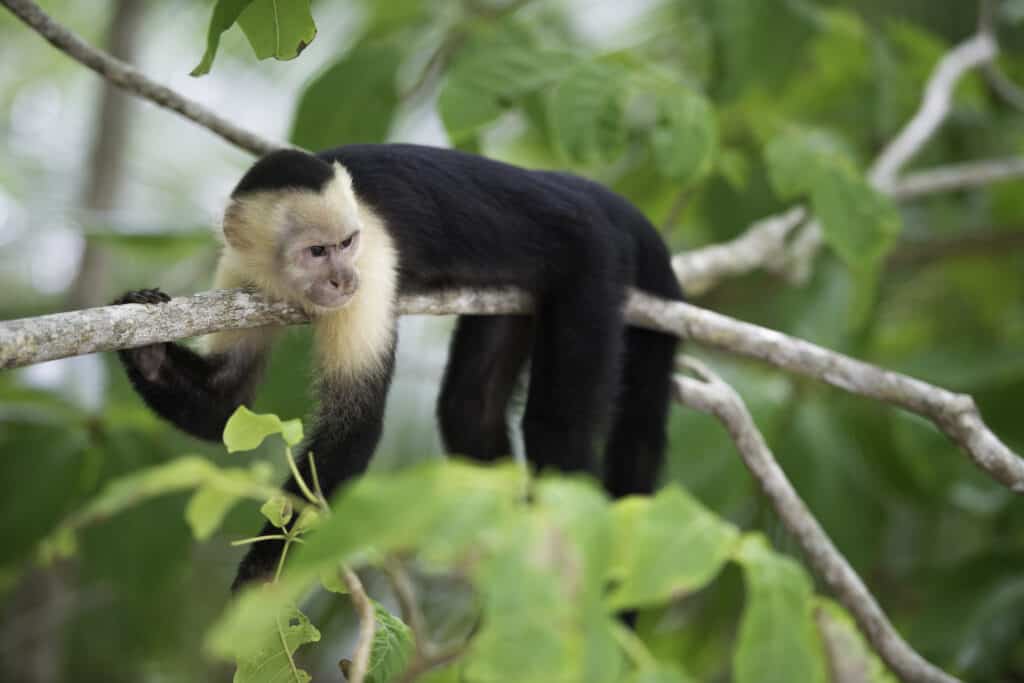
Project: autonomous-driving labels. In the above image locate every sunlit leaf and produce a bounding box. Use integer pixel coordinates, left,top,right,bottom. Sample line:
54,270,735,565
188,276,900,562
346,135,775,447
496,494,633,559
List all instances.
260,495,294,529
733,535,827,683
237,0,317,62
815,600,898,683
223,406,304,453
232,602,320,683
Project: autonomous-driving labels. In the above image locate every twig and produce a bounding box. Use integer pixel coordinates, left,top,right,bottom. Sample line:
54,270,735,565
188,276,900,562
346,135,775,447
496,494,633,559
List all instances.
869,32,997,188
890,156,1024,199
4,286,1023,493
342,567,376,683
670,357,958,683
384,560,429,649
0,0,285,156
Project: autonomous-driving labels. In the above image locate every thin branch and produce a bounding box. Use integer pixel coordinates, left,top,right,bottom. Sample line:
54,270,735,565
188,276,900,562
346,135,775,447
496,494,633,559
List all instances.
670,358,958,683
4,286,1024,494
869,32,997,188
672,207,807,295
0,0,285,156
890,156,1024,199
341,567,375,683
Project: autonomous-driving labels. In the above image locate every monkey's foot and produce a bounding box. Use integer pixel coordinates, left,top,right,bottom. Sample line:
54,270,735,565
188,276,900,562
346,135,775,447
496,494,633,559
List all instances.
112,288,172,305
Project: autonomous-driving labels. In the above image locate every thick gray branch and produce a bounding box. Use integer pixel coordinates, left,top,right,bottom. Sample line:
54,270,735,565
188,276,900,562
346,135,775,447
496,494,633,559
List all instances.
3,287,1023,494
890,156,1024,200
0,0,284,157
671,359,958,683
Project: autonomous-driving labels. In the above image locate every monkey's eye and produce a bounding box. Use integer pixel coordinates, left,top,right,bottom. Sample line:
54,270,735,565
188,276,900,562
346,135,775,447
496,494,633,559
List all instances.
341,232,357,249
309,245,326,257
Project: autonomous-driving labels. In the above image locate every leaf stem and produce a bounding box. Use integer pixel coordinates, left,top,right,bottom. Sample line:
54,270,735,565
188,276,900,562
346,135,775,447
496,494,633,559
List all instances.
285,446,319,506
231,533,288,546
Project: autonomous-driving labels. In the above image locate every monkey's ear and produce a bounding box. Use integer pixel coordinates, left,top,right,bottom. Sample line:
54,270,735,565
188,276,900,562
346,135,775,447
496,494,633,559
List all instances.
222,200,251,249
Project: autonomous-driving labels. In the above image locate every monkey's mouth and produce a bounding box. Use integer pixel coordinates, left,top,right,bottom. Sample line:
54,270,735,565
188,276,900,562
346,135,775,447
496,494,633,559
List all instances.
306,284,357,309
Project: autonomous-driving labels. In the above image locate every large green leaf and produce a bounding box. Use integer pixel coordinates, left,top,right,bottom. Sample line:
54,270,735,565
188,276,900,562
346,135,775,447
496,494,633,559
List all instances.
192,0,255,76
607,485,739,610
548,62,627,166
733,535,827,683
290,43,401,150
237,0,317,62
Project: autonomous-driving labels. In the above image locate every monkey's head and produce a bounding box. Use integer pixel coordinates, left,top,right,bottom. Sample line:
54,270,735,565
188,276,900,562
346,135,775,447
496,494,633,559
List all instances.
222,150,365,313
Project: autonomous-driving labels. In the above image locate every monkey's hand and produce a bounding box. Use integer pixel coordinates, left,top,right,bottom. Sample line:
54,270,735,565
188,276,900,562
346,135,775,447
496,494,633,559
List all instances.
112,288,172,381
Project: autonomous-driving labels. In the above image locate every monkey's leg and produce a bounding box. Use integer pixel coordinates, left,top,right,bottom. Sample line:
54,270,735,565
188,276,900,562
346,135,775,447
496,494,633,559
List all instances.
113,289,266,441
233,343,397,590
603,327,678,497
438,315,533,461
521,276,625,475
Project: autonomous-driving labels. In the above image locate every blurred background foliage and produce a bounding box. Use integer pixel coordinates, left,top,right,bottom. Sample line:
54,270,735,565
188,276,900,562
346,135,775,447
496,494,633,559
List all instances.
1,0,1023,680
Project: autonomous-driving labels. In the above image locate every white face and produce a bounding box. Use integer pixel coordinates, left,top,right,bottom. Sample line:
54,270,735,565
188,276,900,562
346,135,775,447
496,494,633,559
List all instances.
282,226,362,309
224,163,367,312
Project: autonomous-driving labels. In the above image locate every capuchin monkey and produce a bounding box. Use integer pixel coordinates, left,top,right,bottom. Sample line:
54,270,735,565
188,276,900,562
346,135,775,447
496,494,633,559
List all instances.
114,144,684,588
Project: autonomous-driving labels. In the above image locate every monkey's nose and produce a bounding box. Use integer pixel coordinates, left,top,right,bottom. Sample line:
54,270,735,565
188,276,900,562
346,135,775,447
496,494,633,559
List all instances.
329,280,340,289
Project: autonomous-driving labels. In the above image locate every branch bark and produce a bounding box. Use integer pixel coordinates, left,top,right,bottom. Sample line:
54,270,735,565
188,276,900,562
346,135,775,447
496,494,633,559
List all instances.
0,0,284,157
3,287,1023,495
671,358,958,683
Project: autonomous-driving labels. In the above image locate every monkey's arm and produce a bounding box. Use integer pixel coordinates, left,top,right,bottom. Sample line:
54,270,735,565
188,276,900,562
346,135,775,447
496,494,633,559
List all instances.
114,289,269,441
233,354,395,589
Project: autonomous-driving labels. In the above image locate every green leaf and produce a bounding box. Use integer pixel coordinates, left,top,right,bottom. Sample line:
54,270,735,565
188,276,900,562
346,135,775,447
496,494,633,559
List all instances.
651,88,717,184
261,496,294,529
548,62,627,166
464,519,577,683
764,127,849,199
186,484,242,541
290,43,401,150
607,485,739,610
191,0,255,77
733,535,827,683
293,506,321,534
223,406,304,453
536,478,611,600
237,0,317,62
232,602,320,683
365,601,415,683
207,578,313,662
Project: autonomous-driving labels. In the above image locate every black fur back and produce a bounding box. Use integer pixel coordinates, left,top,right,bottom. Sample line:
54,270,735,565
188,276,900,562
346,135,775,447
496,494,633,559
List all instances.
231,149,335,197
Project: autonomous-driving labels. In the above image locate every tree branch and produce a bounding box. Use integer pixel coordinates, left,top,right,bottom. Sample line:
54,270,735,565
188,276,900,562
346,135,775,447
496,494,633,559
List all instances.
671,358,958,683
889,156,1024,199
340,567,375,683
3,287,1023,494
0,0,284,157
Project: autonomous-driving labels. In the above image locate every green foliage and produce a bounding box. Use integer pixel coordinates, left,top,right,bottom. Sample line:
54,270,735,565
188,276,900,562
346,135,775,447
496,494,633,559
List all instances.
734,535,828,683
233,603,321,683
192,0,317,76
290,42,402,150
237,0,317,62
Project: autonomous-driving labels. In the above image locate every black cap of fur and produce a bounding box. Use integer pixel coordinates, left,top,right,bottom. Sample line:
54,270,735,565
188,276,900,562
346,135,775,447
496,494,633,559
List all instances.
231,149,335,198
